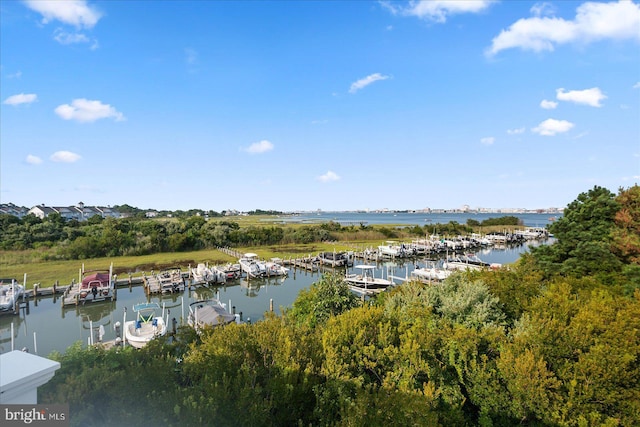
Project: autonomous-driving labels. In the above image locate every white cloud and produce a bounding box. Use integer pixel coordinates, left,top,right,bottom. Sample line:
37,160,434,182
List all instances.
24,0,102,29
480,136,495,145
540,99,558,109
487,0,640,56
53,28,91,45
532,118,575,136
311,119,328,125
633,82,640,89
349,73,389,93
530,2,557,17
317,171,341,183
50,151,81,163
243,140,274,154
382,0,495,23
3,93,37,106
556,87,606,107
26,154,42,165
507,127,526,135
54,99,125,122
7,71,22,79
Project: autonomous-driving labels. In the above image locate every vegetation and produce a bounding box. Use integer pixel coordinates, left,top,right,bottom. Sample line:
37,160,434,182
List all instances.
35,185,640,426
1,212,512,286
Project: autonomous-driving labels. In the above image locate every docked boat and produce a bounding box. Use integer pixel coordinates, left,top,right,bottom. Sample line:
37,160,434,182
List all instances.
317,251,353,267
443,254,497,271
344,265,394,290
124,302,168,348
61,265,115,306
187,298,239,332
238,253,267,279
377,241,410,258
212,263,242,280
144,268,185,294
0,279,24,313
410,262,452,283
264,258,289,277
191,263,226,285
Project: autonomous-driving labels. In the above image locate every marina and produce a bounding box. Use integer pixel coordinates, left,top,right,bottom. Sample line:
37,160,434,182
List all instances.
0,214,556,356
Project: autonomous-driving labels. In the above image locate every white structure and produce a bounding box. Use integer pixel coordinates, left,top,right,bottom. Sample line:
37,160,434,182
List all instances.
27,202,121,221
0,350,60,404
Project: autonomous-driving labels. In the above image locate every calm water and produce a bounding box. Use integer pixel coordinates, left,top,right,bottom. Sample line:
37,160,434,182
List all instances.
0,231,553,357
275,212,558,227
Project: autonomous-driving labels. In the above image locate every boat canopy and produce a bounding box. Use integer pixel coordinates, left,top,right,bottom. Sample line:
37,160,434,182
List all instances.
353,265,376,270
132,302,161,312
82,272,110,286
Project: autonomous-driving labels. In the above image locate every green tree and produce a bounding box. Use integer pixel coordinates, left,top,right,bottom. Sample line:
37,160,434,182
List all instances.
532,185,622,279
287,273,360,328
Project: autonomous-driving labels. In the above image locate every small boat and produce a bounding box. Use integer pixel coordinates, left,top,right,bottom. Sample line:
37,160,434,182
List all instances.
62,264,116,306
264,258,289,277
191,263,226,285
378,241,408,258
345,265,394,290
238,253,267,278
0,279,24,313
317,251,353,267
410,262,452,283
187,298,239,332
124,302,167,348
144,268,185,294
443,254,495,271
212,263,242,280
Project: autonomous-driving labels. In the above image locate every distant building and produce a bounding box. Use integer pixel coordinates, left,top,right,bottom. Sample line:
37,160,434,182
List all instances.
27,202,121,221
0,203,29,218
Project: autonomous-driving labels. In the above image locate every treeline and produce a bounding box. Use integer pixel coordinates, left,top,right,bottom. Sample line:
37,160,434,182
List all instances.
467,215,522,227
39,185,640,426
0,214,472,260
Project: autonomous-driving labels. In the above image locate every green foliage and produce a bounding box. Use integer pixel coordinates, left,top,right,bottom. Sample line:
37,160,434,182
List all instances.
532,185,623,279
469,253,544,324
287,273,360,328
33,186,640,426
479,216,522,227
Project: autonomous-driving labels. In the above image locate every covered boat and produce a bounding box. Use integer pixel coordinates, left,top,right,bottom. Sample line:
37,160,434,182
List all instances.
187,299,239,332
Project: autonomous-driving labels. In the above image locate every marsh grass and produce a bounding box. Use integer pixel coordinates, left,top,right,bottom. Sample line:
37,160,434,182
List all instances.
0,219,523,289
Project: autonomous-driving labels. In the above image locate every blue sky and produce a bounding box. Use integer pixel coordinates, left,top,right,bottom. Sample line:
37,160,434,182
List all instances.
1,0,639,212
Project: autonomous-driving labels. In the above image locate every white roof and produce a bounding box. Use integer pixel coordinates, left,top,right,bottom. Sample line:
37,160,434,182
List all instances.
354,265,376,270
0,350,60,404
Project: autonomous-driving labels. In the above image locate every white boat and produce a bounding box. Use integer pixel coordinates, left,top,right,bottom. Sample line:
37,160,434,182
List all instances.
345,265,394,290
410,263,452,282
377,241,408,258
187,298,239,332
124,302,168,348
0,279,24,313
238,253,267,278
443,253,494,271
212,263,242,280
191,263,226,285
264,258,289,277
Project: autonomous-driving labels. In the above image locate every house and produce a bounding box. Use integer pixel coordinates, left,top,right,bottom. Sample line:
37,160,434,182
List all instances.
0,203,29,218
27,202,121,221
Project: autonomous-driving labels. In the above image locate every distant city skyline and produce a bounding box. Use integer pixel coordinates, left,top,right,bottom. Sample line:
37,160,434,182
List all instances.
2,1,638,211
1,201,563,217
